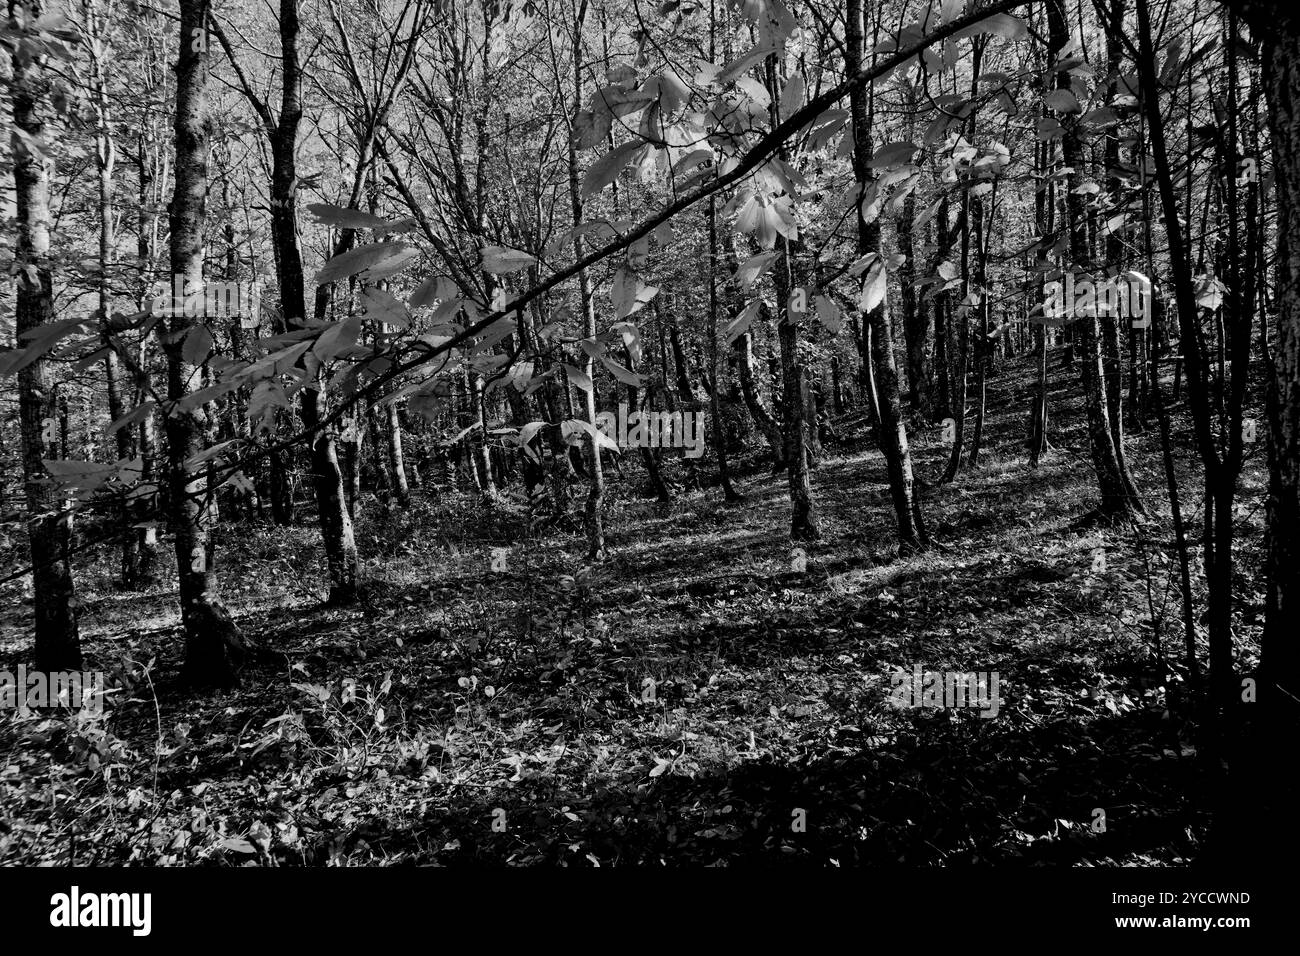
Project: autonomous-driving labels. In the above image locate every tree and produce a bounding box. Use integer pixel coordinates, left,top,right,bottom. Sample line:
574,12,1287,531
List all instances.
166,0,245,687
4,0,80,671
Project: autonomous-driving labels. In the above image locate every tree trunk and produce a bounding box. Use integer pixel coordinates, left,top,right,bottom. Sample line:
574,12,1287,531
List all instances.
708,196,741,501
8,0,81,670
265,0,360,604
846,0,926,549
562,0,604,558
168,0,245,688
385,402,410,505
1052,0,1144,518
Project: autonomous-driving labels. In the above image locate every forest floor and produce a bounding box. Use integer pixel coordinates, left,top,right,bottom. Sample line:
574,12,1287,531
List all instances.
0,348,1269,866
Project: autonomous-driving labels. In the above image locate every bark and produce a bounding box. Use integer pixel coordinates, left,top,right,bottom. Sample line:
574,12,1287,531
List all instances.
708,196,740,501
1225,0,1300,860
167,0,245,688
969,195,990,466
261,0,360,603
565,0,604,559
131,124,161,585
1029,135,1052,465
899,192,930,416
85,0,141,588
734,331,783,460
938,196,970,484
662,296,697,401
385,402,410,504
763,55,817,540
1051,0,1144,518
1250,6,1300,728
8,0,81,669
624,343,672,502
846,0,926,549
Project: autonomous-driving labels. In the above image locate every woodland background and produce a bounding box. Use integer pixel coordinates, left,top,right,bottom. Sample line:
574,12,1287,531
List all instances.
0,0,1296,865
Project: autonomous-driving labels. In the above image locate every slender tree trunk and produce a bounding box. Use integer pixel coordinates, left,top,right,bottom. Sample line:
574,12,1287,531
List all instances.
132,131,161,584
1052,0,1144,518
939,194,970,485
1029,135,1053,465
899,193,930,416
708,195,740,501
1240,2,1300,727
1226,0,1300,861
86,0,141,588
564,0,604,558
385,402,410,504
846,0,926,548
264,0,360,604
722,222,783,461
662,296,696,402
167,0,245,688
8,0,80,669
969,196,990,466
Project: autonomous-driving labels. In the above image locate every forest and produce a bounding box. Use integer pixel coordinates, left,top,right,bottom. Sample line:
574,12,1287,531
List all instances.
0,0,1295,881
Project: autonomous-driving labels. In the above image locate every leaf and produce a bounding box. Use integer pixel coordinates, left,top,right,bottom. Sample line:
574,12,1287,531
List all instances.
447,422,483,446
292,682,331,702
911,196,943,233
778,73,805,117
0,318,87,376
184,439,242,470
315,242,417,285
564,418,620,454
859,254,888,313
815,295,843,333
672,148,714,177
106,402,156,438
248,380,292,426
716,42,779,87
848,252,879,277
725,300,760,344
736,251,777,291
182,324,214,366
360,287,409,328
1195,275,1225,311
305,203,390,230
1035,116,1064,140
610,268,659,318
1043,89,1081,114
174,380,243,413
581,140,641,198
218,837,257,854
481,245,538,274
869,141,918,169
573,108,612,149
601,356,645,387
518,421,549,448
1081,107,1119,128
735,76,770,108
408,276,445,309
563,364,594,393
646,70,691,112
313,315,365,360
952,12,1028,41
510,360,535,392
